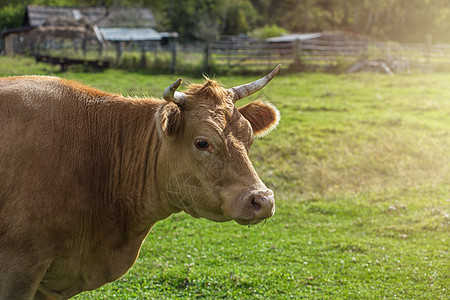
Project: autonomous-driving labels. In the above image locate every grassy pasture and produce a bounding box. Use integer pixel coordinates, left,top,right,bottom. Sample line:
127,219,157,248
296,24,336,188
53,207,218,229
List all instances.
0,56,449,299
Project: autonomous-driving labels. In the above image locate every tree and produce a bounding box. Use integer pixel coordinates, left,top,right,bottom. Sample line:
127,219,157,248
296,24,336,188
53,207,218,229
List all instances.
1,0,450,42
223,0,258,35
0,4,25,30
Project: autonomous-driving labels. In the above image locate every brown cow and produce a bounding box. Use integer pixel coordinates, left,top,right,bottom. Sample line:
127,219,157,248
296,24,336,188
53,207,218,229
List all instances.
0,65,280,299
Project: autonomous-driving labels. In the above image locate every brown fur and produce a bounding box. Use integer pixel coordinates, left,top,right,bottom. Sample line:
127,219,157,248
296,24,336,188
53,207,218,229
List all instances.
156,102,182,137
184,79,233,107
238,101,280,137
0,75,279,299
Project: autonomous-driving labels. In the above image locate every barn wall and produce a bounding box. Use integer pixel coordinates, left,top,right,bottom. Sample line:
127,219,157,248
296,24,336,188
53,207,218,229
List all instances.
4,32,30,55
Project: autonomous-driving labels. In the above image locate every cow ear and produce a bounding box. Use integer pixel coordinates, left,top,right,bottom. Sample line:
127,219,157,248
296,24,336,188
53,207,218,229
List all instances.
156,102,182,137
238,100,280,137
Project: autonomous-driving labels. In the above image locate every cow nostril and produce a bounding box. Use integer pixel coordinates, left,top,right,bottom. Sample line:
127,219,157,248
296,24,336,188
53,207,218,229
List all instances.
251,198,262,211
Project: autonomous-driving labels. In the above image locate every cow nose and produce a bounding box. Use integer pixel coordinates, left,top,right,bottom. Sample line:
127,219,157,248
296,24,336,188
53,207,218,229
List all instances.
249,190,275,219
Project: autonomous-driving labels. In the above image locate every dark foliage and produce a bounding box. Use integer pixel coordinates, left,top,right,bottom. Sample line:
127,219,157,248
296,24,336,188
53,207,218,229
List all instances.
1,0,449,43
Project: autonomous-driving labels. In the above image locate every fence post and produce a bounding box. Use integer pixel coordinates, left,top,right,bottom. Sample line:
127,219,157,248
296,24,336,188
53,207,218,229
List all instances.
204,42,211,74
140,42,146,69
366,40,371,59
268,42,272,69
294,39,302,65
116,42,122,64
82,35,87,58
170,40,176,74
98,42,103,59
426,34,432,63
153,45,158,70
227,44,231,68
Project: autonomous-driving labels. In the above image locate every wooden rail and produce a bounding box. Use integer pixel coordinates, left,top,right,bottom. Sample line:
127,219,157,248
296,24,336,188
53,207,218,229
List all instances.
208,38,450,69
35,54,110,72
28,38,450,72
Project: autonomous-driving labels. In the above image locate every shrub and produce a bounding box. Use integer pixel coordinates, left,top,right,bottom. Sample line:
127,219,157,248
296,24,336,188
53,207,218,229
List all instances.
249,24,289,39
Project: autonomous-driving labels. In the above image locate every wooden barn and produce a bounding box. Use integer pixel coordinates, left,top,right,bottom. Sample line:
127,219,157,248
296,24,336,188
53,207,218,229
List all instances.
1,5,174,55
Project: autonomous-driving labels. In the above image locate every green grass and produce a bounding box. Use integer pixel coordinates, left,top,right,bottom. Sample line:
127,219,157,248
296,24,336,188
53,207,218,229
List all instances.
1,56,449,299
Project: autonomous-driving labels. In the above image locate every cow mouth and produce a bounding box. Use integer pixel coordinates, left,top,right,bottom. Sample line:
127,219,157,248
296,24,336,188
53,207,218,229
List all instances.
182,204,268,225
184,207,267,225
235,218,266,226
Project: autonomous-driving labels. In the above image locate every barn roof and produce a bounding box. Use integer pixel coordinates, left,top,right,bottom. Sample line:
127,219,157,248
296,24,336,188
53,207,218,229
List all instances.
29,17,101,42
23,5,155,28
99,27,161,41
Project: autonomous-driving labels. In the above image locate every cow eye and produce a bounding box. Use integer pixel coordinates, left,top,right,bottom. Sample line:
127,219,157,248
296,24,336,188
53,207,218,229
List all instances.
197,140,208,149
194,138,212,151
196,140,208,150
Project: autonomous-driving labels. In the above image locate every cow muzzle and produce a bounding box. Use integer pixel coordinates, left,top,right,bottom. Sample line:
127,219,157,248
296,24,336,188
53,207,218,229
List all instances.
233,189,275,225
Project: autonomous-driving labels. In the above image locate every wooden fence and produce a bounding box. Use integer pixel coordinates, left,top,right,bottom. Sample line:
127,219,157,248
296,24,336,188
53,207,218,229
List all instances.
209,41,298,70
7,34,450,73
209,39,450,71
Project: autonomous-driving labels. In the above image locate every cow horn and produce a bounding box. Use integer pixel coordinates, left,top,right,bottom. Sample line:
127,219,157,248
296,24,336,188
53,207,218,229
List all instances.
229,64,281,103
163,78,187,108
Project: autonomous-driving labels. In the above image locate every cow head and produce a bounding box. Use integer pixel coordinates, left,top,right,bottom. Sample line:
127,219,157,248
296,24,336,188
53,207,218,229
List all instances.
156,66,280,225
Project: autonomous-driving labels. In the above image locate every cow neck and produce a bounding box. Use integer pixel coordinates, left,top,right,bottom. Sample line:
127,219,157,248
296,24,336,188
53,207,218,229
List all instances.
92,97,173,233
